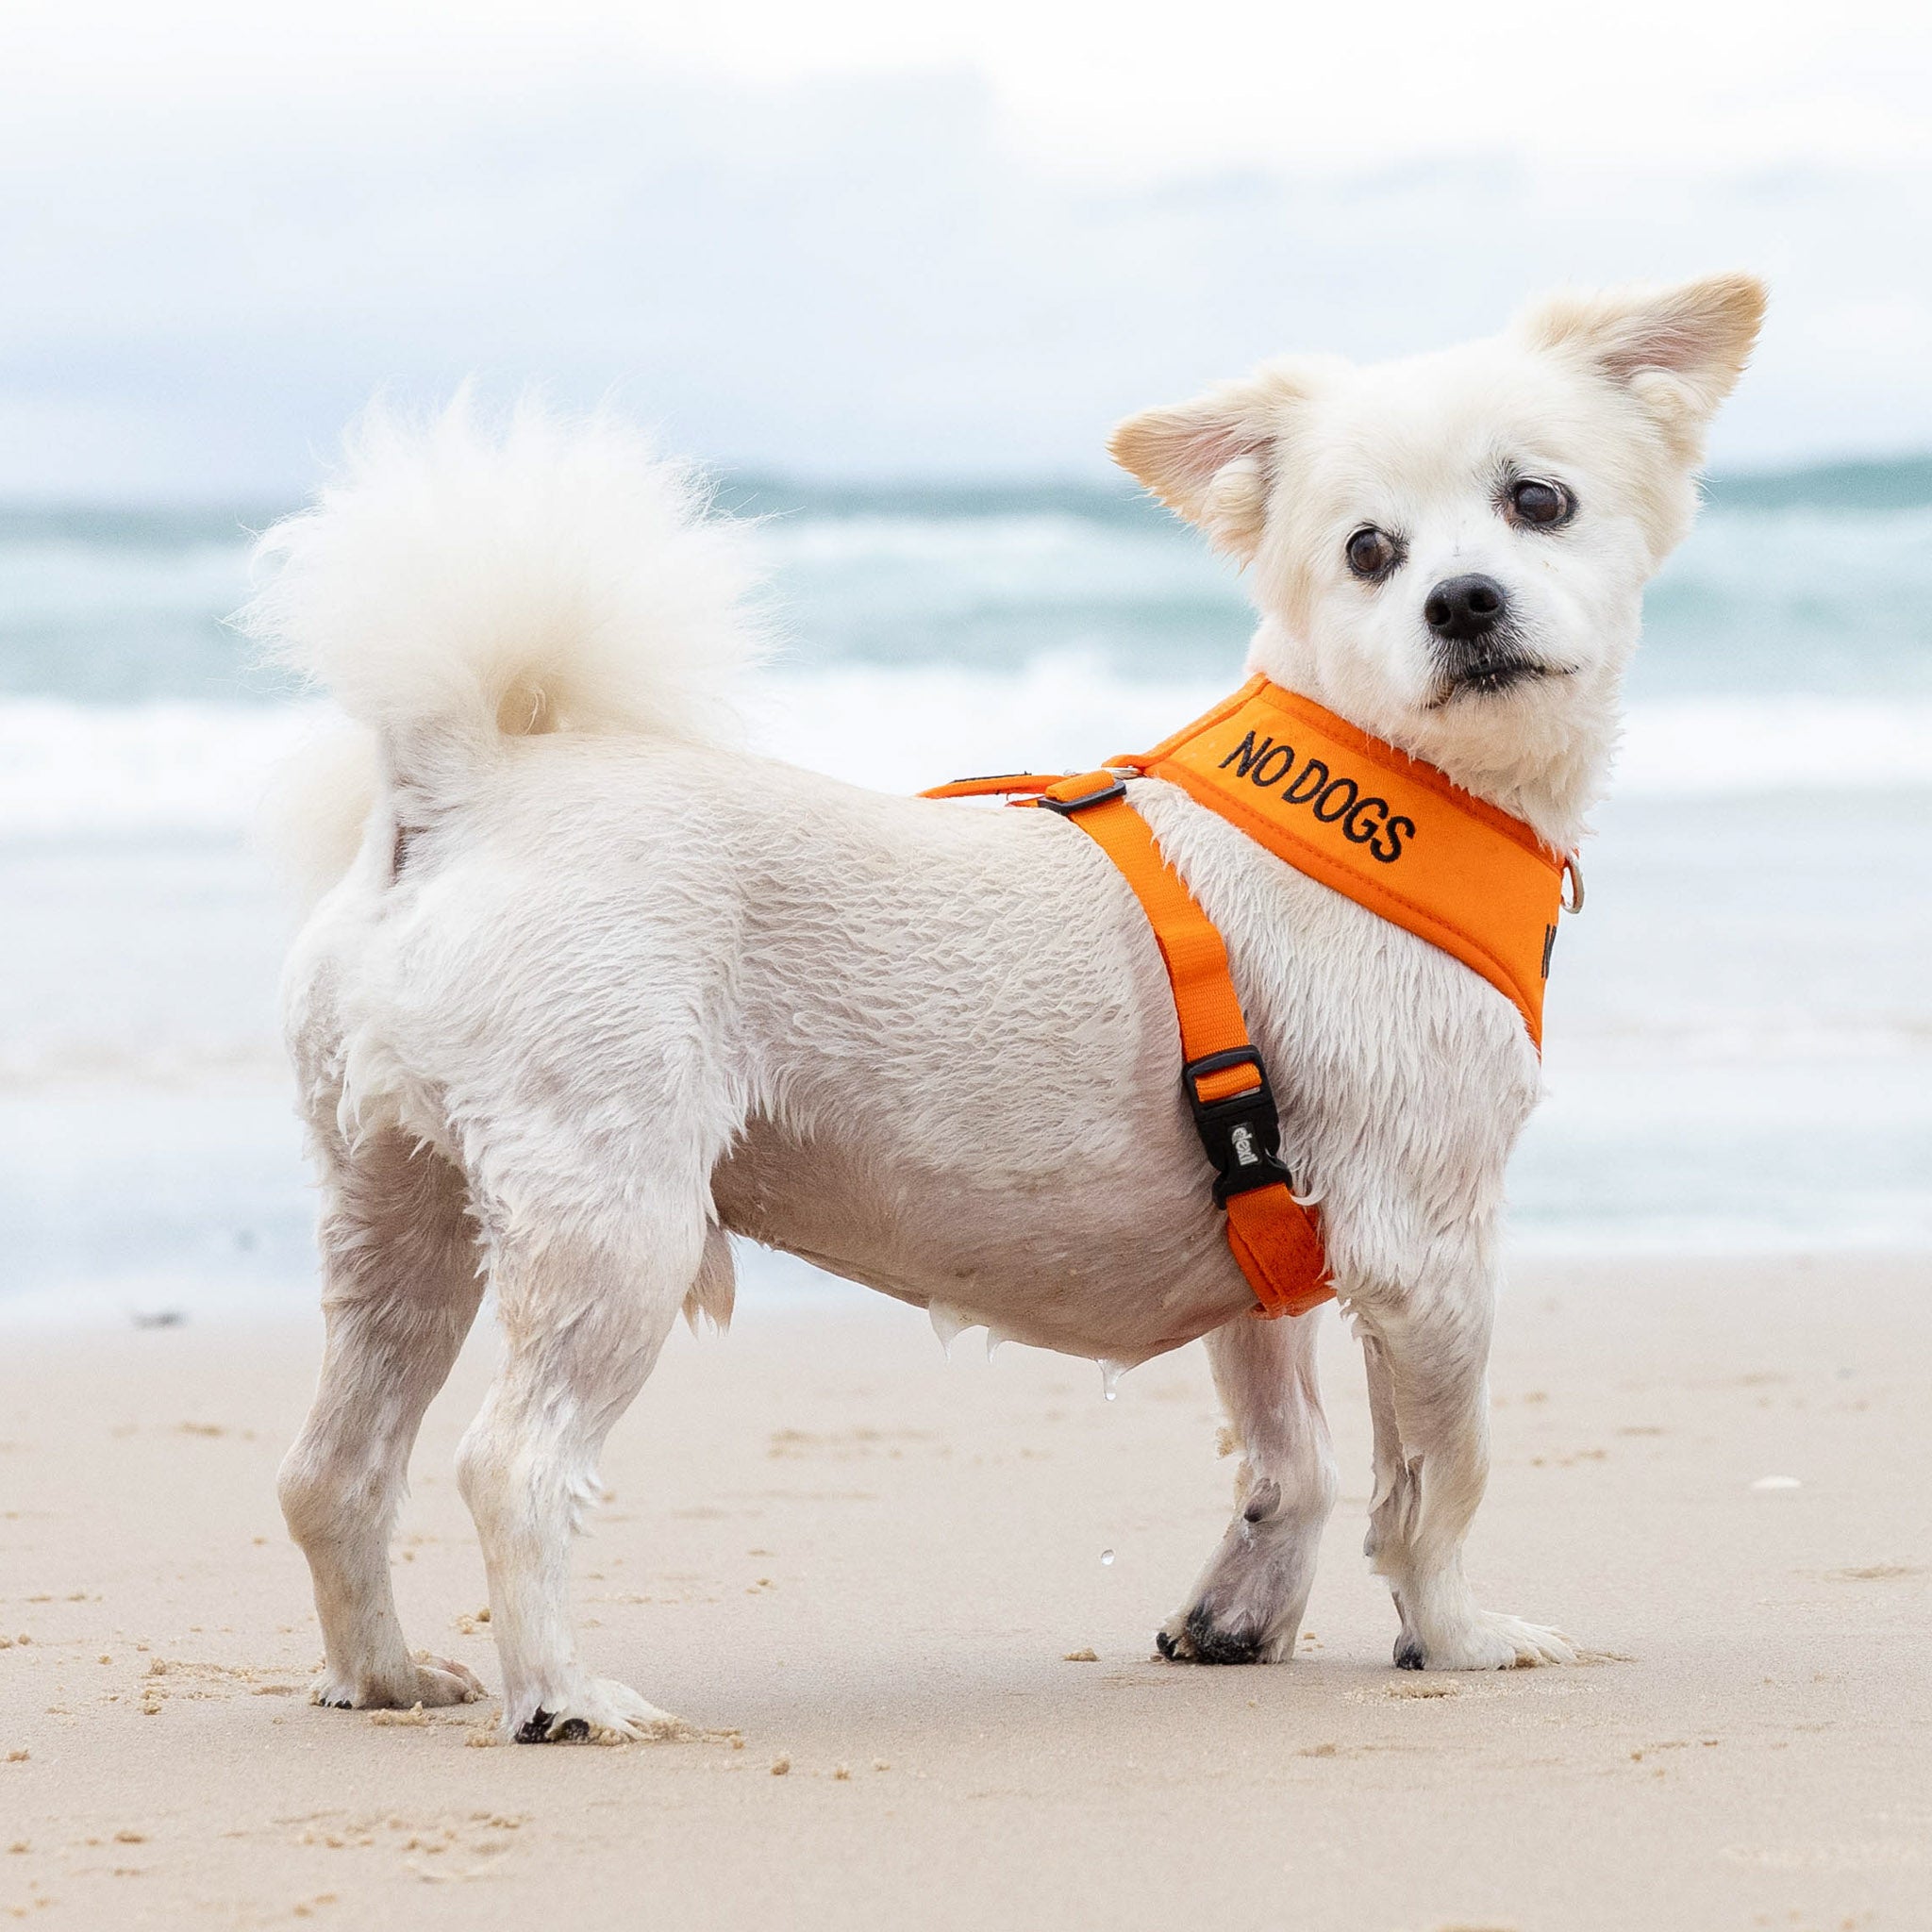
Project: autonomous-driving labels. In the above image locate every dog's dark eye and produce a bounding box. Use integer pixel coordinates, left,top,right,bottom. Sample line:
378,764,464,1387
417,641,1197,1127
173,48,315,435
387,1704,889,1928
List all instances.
1508,478,1573,527
1345,526,1400,580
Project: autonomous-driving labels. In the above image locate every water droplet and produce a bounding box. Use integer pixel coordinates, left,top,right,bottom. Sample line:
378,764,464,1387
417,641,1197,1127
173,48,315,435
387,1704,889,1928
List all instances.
928,1302,972,1358
1099,1549,1115,1567
986,1324,1015,1360
1097,1359,1126,1401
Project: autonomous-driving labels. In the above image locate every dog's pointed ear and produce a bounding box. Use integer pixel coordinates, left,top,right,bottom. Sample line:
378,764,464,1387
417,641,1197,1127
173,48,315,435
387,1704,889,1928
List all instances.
1516,273,1767,452
1108,363,1319,562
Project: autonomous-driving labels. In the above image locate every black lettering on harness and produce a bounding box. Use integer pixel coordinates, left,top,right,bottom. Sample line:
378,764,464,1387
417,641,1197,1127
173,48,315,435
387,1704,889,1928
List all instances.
1223,731,1414,865
1219,730,1269,778
1371,814,1414,864
1282,758,1328,806
1251,743,1295,788
1311,776,1357,824
1342,795,1388,845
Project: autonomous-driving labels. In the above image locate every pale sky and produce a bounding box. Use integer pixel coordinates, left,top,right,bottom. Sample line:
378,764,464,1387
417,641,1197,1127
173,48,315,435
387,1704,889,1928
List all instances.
3,0,1930,494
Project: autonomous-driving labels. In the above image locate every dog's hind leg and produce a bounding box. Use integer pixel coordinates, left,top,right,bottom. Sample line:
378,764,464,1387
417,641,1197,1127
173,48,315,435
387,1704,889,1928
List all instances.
277,1127,487,1710
1359,1299,1574,1671
1157,1306,1338,1664
455,1197,705,1743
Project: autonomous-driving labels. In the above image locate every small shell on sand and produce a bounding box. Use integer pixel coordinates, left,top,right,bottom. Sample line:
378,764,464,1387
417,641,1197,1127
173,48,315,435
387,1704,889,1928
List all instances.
368,1704,429,1727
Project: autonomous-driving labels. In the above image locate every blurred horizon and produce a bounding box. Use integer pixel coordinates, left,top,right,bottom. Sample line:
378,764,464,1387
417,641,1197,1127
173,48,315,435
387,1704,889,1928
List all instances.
4,447,1932,525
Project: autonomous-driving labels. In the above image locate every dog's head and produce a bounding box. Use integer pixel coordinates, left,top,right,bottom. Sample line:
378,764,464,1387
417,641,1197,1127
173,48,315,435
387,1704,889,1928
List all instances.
1110,274,1766,843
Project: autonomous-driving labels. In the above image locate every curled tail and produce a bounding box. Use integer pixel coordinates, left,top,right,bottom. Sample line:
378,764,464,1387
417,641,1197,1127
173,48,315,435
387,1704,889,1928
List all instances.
240,394,763,900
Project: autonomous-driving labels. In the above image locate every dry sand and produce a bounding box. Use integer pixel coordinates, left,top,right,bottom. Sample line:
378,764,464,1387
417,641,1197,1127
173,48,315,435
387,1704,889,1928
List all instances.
2,1253,1928,1930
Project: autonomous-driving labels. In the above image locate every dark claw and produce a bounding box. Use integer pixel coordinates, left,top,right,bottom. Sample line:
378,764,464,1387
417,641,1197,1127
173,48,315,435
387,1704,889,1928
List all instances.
1181,1606,1264,1666
555,1718,591,1742
1393,1639,1426,1671
1154,1628,1181,1660
515,1707,558,1743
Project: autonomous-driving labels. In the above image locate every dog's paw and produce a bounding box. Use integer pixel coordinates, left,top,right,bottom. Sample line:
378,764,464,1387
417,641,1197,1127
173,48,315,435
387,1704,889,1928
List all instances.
310,1653,485,1710
1397,1612,1574,1672
1154,1603,1288,1667
1154,1500,1318,1667
510,1678,691,1745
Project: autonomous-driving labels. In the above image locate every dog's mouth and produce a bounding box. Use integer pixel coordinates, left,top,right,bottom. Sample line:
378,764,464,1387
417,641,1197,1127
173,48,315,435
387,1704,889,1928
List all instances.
1425,657,1571,708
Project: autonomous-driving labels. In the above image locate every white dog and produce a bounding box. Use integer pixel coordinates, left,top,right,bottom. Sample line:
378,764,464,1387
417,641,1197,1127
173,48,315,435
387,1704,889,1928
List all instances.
251,273,1764,1741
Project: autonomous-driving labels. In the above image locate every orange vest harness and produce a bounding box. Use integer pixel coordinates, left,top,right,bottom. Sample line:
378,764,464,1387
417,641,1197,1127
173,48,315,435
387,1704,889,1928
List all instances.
923,674,1577,1321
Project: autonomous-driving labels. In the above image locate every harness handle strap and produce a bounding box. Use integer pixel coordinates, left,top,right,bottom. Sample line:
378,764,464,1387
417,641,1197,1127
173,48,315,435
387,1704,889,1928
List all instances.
920,772,1060,801
1034,772,1333,1322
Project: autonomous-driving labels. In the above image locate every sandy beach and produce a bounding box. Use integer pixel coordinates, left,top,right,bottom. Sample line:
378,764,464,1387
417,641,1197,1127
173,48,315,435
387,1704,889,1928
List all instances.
0,1251,1926,1929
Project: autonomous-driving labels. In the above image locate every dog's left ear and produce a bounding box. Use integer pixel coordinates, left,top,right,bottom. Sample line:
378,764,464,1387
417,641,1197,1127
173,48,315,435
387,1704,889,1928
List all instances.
1516,273,1768,456
1108,362,1321,562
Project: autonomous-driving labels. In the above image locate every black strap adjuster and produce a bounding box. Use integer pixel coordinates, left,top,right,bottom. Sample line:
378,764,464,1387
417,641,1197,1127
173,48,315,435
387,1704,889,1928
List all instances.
1038,776,1128,816
1182,1047,1293,1205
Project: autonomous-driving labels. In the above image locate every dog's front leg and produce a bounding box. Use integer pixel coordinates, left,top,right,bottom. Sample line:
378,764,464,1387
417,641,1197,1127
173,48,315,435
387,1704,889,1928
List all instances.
1157,1306,1337,1664
456,1216,698,1743
1359,1300,1573,1670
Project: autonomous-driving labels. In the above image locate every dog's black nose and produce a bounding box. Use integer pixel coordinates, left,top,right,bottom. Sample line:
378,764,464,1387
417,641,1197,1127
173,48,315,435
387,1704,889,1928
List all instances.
1424,574,1508,643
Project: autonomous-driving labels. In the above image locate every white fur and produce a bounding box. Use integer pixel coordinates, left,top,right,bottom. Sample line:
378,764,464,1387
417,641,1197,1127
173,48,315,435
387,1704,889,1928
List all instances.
252,278,1762,1739
246,392,762,758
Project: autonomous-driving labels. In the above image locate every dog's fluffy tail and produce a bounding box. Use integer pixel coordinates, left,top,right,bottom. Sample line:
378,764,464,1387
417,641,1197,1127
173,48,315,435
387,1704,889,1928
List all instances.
240,393,762,901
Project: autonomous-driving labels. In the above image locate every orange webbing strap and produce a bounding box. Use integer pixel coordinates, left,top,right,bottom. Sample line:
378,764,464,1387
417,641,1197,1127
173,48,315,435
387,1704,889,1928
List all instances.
921,773,1059,801
1032,772,1332,1321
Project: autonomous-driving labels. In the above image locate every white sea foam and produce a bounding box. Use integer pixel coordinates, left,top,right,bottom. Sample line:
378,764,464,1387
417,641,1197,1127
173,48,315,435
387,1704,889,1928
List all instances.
1611,695,1932,795
5,674,1930,841
0,698,330,839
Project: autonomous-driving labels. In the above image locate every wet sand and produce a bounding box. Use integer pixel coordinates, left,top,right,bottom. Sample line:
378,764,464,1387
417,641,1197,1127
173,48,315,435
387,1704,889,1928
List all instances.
2,1252,1928,1930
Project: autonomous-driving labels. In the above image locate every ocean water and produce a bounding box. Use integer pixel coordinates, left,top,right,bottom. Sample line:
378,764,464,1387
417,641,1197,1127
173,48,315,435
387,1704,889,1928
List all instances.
3,466,1929,1322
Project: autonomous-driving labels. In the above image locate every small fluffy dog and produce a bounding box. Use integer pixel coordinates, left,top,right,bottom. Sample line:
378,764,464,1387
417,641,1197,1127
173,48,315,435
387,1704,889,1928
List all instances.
251,274,1764,1741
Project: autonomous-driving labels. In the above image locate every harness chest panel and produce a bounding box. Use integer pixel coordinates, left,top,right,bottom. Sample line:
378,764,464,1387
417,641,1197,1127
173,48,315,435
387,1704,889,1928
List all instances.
924,675,1572,1320
1126,677,1565,1048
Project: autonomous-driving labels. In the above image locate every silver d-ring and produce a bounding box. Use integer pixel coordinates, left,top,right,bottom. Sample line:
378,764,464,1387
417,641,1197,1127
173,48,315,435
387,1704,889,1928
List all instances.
1561,853,1586,914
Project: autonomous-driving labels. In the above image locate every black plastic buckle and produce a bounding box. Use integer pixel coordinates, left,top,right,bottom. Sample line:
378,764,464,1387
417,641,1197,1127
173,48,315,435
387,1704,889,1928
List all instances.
1037,776,1128,816
1182,1046,1293,1205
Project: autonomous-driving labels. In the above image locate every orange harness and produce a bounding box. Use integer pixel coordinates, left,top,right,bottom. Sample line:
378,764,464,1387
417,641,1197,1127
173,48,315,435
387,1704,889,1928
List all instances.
924,675,1574,1321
